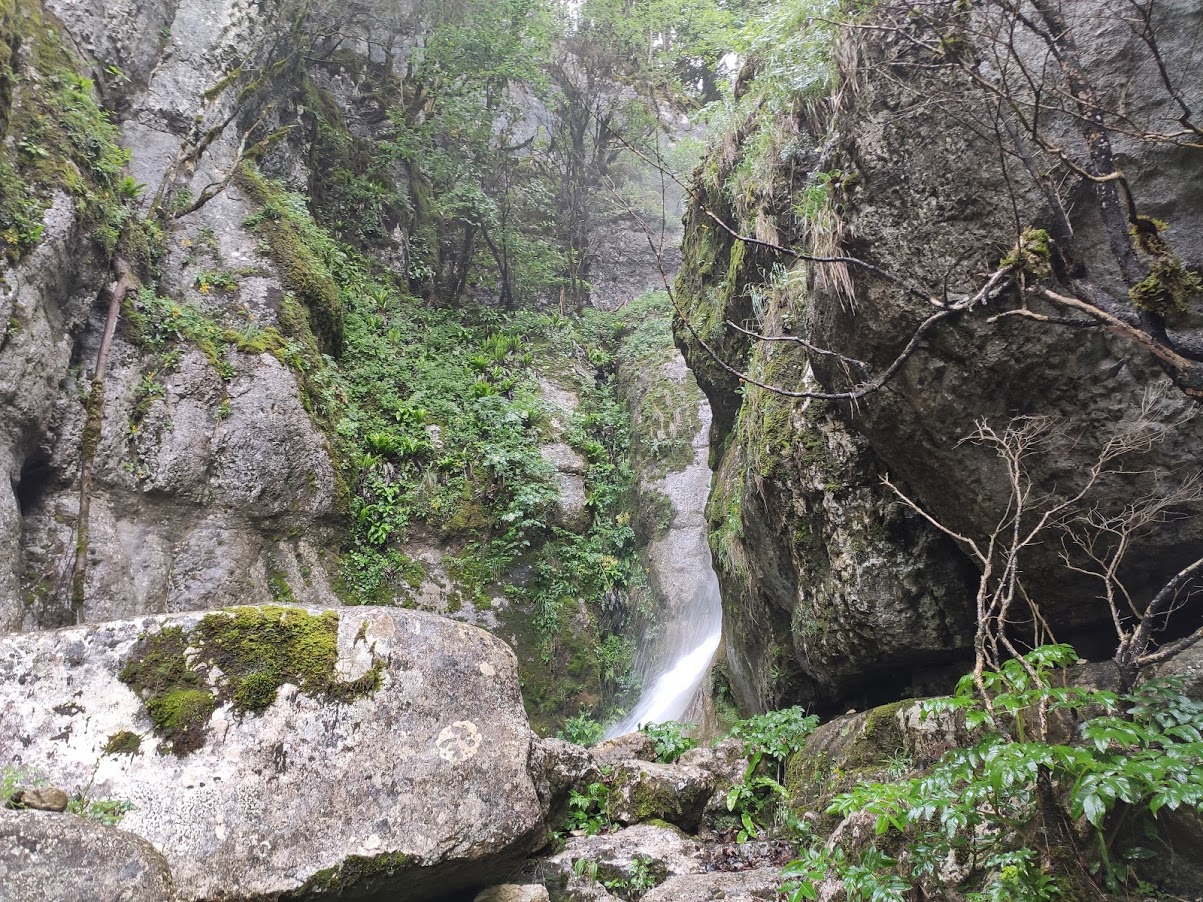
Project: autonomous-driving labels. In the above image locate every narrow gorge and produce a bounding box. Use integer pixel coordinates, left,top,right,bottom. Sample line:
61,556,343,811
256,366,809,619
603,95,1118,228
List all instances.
2,0,1202,899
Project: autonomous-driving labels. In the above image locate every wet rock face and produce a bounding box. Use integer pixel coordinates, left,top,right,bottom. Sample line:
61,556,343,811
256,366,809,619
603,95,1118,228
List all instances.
809,0,1203,621
0,606,546,901
0,0,362,631
0,809,176,902
676,0,1203,714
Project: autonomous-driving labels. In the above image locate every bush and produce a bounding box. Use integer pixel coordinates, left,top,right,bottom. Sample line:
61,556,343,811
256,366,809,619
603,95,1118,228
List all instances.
782,645,1203,900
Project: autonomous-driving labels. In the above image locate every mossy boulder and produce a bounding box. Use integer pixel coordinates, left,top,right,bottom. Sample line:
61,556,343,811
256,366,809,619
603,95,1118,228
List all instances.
0,606,546,901
603,760,714,833
786,699,968,824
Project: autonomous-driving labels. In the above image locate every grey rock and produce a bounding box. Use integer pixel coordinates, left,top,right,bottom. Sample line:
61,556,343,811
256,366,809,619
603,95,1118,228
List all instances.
531,738,601,824
604,760,714,833
640,867,783,902
475,885,551,902
541,443,590,531
0,607,546,901
678,738,749,826
0,808,175,902
591,732,658,766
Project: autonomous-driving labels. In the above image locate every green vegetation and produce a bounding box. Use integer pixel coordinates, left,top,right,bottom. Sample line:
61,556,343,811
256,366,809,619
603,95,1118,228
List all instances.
0,0,150,265
720,706,819,841
572,854,660,901
66,795,134,827
558,710,606,747
564,780,615,837
118,607,383,754
781,646,1203,901
145,159,677,732
0,765,39,799
641,720,697,763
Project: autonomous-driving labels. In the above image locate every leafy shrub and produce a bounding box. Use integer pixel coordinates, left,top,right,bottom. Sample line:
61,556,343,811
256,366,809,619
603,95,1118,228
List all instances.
726,705,819,764
558,711,605,747
641,720,697,763
722,706,819,842
564,781,613,836
781,645,1203,900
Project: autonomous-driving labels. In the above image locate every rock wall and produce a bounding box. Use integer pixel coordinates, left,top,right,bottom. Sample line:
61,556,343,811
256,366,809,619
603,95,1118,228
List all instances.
1,0,394,631
676,0,1203,713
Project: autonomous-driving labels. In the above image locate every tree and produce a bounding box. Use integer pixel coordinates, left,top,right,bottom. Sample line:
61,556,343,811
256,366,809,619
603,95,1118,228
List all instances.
884,389,1203,698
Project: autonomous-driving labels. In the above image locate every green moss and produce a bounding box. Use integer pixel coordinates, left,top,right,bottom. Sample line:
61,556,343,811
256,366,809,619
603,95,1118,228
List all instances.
265,556,297,605
1129,256,1203,316
119,607,383,754
286,851,416,897
102,730,142,756
145,689,216,754
0,0,138,263
999,227,1052,278
236,165,344,355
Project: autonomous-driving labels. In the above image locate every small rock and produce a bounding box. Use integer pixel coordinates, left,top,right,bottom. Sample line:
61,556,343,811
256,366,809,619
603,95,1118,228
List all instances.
11,787,70,812
641,867,783,902
590,732,657,766
474,885,551,902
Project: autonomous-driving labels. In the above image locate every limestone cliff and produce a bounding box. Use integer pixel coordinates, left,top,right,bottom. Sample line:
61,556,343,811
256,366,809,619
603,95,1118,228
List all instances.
676,0,1203,713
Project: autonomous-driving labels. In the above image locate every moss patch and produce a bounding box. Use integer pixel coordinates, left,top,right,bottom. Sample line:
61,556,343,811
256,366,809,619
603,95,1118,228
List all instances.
102,730,142,756
284,851,416,897
119,607,383,755
236,164,345,355
0,0,139,263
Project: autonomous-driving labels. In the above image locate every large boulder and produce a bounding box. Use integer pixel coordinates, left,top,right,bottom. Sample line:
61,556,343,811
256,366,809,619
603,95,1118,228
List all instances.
0,809,176,902
0,606,546,900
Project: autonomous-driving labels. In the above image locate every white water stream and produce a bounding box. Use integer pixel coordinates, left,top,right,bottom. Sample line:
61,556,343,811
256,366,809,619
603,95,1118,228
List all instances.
606,365,724,738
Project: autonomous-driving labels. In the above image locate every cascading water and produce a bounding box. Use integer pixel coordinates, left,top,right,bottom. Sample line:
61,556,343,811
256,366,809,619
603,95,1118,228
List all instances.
606,368,723,738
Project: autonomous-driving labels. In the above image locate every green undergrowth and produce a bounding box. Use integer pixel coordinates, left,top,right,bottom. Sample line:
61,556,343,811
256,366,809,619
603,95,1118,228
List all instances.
133,162,676,732
781,646,1203,901
118,607,382,755
0,0,147,264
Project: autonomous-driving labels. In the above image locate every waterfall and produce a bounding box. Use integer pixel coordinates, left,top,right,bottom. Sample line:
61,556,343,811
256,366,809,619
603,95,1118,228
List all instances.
606,369,723,738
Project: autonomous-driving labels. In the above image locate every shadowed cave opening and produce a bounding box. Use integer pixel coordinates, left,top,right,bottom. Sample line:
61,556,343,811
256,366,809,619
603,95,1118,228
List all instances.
13,452,53,518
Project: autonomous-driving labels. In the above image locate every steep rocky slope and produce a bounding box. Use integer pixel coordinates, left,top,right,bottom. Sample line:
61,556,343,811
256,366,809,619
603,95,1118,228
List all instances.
0,0,687,734
676,0,1203,713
